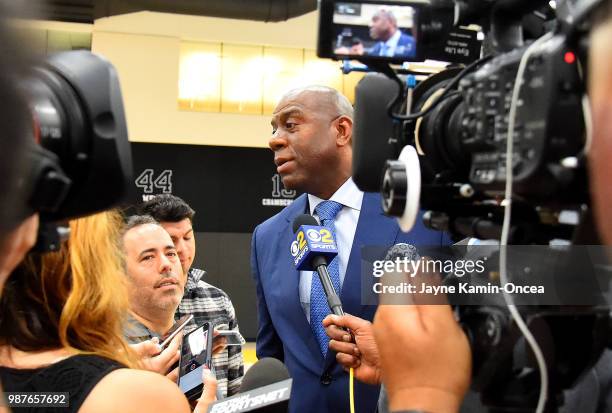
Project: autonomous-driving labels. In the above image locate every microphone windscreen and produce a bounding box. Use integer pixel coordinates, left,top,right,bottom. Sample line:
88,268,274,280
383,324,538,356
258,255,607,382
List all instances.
352,73,400,192
239,358,291,393
384,243,420,261
292,214,318,233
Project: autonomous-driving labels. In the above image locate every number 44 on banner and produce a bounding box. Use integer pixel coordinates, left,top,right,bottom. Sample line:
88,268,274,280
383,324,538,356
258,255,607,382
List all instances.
135,169,173,194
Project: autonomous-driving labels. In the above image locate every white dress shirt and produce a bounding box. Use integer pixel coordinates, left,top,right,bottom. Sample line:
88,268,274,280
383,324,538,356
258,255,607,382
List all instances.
381,29,402,57
299,178,364,322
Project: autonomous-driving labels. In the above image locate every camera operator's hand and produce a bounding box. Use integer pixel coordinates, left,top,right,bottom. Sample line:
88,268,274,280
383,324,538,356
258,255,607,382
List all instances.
132,334,181,380
374,302,470,413
323,313,381,385
373,266,471,413
0,214,38,292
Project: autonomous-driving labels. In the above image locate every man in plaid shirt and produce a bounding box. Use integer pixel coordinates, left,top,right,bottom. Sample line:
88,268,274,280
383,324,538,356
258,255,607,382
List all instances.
138,194,244,397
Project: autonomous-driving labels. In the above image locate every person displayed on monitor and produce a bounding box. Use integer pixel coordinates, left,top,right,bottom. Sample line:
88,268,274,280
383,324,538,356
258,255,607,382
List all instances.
367,9,415,58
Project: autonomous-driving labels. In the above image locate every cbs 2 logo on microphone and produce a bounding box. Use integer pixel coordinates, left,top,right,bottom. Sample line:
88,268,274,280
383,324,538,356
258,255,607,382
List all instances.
291,227,336,256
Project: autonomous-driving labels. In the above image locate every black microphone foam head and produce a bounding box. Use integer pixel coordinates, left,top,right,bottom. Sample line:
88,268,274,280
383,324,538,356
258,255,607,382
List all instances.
292,214,318,233
352,73,400,192
239,357,291,392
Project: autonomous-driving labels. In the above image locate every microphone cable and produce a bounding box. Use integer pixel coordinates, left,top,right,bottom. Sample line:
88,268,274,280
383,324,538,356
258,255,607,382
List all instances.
349,367,355,413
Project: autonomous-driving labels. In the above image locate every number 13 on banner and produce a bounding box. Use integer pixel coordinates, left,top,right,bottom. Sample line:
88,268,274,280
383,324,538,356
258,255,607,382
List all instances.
135,169,174,194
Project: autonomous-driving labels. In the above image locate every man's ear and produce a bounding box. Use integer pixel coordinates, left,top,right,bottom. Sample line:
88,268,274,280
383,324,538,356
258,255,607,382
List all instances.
335,116,353,147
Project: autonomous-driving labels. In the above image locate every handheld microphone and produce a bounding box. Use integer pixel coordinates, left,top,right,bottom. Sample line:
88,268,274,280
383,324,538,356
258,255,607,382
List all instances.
239,358,290,392
291,214,344,317
208,358,291,413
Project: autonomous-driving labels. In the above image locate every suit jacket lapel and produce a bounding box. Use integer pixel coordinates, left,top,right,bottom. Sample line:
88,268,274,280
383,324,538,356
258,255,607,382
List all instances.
341,192,399,318
323,193,400,369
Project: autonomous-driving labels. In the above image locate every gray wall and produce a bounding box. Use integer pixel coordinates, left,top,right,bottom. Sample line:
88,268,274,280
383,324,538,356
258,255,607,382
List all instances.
193,232,258,340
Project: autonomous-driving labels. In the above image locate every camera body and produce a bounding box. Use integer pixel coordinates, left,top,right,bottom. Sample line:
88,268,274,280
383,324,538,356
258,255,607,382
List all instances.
322,0,593,243
405,33,588,242
425,36,584,200
318,0,610,411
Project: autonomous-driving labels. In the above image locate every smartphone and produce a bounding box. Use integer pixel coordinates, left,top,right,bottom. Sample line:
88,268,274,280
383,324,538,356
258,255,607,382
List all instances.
160,314,193,350
178,322,213,401
213,329,246,346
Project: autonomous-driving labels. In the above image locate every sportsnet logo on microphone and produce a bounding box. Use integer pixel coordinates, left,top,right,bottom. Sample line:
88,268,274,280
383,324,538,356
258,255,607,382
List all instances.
208,379,291,413
290,225,338,271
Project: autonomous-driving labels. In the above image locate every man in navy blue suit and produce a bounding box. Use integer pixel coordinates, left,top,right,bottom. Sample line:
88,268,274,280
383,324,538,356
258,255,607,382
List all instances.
368,9,416,58
250,85,449,413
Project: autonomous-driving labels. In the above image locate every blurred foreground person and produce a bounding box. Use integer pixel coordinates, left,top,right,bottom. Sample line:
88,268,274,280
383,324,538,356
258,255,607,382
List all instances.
0,210,216,413
0,11,38,294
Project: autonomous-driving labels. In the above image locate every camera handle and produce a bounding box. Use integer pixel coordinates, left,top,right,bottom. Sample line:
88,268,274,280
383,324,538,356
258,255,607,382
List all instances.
490,0,549,52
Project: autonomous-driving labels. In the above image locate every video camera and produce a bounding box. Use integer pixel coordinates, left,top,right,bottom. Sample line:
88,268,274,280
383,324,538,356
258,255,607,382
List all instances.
318,0,610,411
19,50,133,250
319,0,599,244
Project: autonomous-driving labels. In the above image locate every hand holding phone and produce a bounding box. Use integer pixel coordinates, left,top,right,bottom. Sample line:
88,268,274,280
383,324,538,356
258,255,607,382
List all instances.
211,332,227,356
213,329,246,347
213,323,246,348
160,314,193,350
178,322,213,401
133,333,182,376
130,338,161,359
194,366,218,412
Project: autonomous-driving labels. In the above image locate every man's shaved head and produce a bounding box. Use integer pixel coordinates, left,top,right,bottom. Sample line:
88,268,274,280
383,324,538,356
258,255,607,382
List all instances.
279,85,354,120
375,9,397,26
269,85,354,199
370,8,398,41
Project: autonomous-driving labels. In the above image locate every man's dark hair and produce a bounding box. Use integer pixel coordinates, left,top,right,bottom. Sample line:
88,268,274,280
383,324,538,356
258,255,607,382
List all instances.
137,194,195,223
123,214,159,236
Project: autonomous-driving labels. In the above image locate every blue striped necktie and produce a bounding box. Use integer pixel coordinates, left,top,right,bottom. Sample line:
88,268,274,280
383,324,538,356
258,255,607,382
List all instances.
310,200,343,356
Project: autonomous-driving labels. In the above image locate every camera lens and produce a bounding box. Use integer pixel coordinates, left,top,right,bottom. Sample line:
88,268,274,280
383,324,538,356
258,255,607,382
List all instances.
20,51,133,221
381,159,408,216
